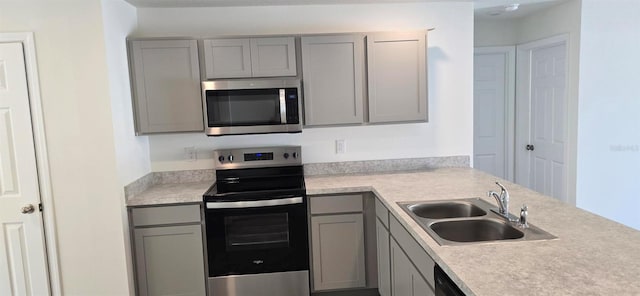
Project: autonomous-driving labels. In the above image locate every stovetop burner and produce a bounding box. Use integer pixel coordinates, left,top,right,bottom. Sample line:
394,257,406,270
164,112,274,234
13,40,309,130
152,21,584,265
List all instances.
203,146,305,202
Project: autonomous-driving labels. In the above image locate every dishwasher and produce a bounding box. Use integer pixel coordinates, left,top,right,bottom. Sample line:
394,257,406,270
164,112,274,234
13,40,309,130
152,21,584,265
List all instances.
434,264,465,296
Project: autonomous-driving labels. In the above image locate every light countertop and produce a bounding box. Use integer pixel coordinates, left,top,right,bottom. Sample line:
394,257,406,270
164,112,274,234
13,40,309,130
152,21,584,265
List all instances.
126,168,640,295
126,181,212,207
305,168,640,296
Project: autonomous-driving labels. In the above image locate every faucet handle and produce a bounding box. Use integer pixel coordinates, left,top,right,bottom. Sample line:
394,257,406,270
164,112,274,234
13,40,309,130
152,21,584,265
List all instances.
519,204,529,228
495,181,507,192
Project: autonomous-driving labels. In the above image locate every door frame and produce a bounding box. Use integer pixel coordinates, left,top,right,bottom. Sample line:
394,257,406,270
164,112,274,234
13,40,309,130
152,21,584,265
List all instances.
0,32,61,295
515,34,571,204
473,46,516,182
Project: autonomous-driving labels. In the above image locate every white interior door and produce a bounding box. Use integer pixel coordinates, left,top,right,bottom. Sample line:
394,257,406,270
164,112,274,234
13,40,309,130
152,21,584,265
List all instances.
516,37,568,202
473,47,515,180
0,42,51,296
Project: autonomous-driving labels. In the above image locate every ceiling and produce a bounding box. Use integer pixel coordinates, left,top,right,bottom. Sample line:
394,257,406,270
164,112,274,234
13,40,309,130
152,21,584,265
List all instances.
124,0,567,19
124,0,462,7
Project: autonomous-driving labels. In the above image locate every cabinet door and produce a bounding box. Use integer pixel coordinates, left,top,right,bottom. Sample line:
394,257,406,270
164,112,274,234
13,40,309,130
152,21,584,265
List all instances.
390,239,434,296
311,213,366,291
367,32,428,123
376,219,391,296
301,35,365,125
250,37,297,77
203,38,252,78
130,40,203,134
134,225,206,296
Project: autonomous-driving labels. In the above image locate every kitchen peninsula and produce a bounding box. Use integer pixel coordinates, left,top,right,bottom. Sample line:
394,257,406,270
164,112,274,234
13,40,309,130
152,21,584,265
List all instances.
127,167,640,295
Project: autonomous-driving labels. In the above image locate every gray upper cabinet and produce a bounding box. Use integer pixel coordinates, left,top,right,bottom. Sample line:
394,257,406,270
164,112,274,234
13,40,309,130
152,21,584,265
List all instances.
301,34,365,126
203,37,297,79
366,32,428,123
250,37,297,77
129,39,204,134
202,38,252,78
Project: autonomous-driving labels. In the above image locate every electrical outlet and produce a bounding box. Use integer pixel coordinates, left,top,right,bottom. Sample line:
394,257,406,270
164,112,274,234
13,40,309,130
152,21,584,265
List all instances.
335,139,346,154
184,147,197,161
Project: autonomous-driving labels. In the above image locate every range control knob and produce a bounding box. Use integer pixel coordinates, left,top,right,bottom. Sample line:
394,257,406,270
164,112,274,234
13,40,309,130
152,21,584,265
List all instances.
218,156,225,163
228,155,234,162
283,153,290,159
292,152,298,159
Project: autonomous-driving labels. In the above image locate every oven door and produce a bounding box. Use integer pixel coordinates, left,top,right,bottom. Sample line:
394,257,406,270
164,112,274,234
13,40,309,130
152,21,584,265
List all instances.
205,196,309,277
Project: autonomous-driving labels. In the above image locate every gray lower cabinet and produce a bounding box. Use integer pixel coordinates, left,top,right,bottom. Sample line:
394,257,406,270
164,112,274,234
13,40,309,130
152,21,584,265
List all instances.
390,239,432,296
301,34,365,126
366,32,428,123
128,39,204,134
202,37,297,79
311,213,366,291
310,194,368,291
130,204,206,296
376,198,435,296
376,219,391,296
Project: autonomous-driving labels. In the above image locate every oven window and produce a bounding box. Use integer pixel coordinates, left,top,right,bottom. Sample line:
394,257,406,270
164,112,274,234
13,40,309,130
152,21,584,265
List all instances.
207,89,281,126
224,213,290,251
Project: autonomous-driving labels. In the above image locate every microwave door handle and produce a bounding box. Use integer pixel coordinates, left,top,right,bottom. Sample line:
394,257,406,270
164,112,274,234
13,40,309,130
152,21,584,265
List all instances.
279,89,287,124
206,197,303,209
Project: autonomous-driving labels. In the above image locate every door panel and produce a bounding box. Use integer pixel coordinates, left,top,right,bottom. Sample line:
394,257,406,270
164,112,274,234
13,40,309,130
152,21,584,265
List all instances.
301,35,364,125
311,214,366,291
474,52,507,179
376,220,391,296
529,43,567,201
367,32,427,123
0,42,50,296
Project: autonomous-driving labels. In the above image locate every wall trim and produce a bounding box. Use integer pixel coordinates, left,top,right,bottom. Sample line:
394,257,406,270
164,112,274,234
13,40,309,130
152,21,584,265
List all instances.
0,32,62,296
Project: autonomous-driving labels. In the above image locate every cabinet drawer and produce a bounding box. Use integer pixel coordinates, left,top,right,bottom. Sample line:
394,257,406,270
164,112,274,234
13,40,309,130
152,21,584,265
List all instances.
390,215,435,289
131,204,201,227
310,194,363,215
375,198,390,228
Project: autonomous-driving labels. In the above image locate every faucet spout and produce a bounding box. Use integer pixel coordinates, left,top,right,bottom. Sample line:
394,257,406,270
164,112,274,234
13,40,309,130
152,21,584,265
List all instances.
488,190,507,214
487,182,510,218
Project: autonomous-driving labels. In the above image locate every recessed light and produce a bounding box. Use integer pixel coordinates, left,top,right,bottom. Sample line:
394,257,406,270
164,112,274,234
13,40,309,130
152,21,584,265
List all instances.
504,3,520,12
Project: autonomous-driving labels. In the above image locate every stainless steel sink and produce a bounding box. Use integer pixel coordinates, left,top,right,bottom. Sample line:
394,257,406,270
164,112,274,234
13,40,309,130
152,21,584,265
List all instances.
430,219,524,243
408,201,486,219
398,198,556,246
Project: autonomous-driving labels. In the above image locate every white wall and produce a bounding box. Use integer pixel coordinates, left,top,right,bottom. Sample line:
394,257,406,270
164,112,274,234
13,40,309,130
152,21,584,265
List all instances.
0,0,131,294
102,0,150,186
474,19,518,47
576,0,640,230
100,0,142,294
135,2,475,171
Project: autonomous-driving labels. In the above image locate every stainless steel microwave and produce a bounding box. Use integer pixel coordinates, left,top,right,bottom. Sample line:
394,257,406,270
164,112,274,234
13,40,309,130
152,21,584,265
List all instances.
202,79,302,136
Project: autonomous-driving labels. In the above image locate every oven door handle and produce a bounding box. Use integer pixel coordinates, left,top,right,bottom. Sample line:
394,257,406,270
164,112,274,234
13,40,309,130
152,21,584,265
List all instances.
206,197,303,209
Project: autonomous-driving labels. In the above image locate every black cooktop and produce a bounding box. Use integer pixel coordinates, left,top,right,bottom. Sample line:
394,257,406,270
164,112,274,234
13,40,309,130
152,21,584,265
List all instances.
203,165,305,202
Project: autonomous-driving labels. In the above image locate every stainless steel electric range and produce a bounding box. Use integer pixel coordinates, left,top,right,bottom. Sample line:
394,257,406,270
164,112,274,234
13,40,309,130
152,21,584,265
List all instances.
203,146,310,296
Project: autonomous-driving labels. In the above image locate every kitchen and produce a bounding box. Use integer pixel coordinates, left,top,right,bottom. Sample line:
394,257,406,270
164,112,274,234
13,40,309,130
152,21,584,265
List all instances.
0,0,639,295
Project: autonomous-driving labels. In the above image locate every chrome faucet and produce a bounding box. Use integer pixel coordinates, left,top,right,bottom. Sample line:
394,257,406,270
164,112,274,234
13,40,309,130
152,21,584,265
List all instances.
488,182,510,218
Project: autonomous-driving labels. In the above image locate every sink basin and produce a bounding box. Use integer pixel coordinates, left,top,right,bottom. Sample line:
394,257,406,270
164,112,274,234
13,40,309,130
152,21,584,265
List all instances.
408,201,486,219
397,198,556,245
430,219,524,243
